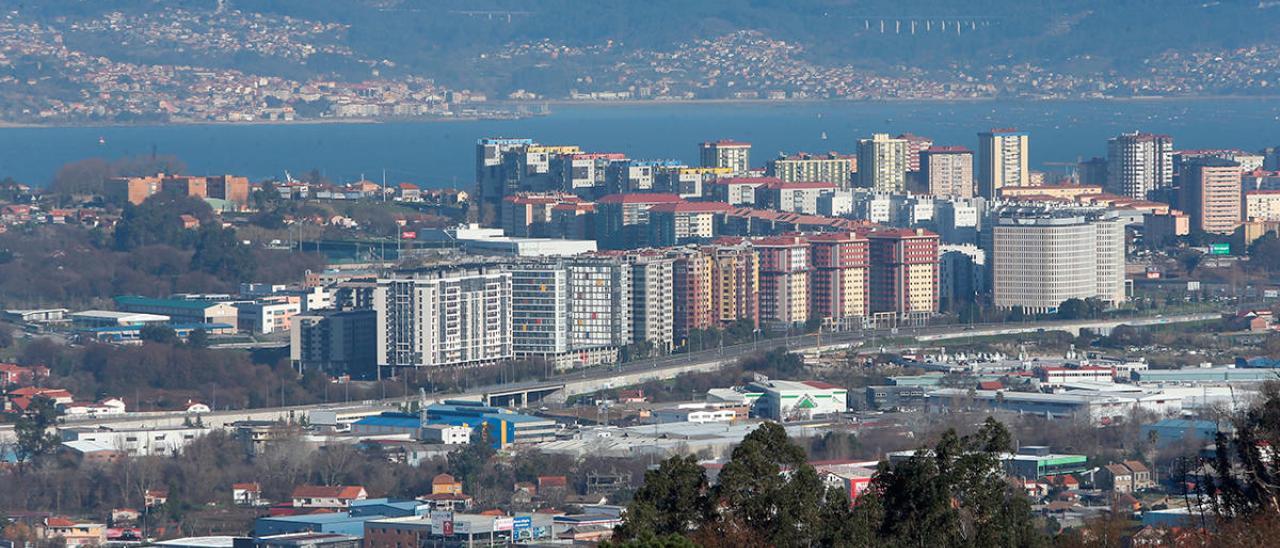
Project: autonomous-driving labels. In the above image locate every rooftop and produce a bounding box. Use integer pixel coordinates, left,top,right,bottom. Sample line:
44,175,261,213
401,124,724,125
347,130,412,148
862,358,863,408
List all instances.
114,296,228,311
596,193,684,205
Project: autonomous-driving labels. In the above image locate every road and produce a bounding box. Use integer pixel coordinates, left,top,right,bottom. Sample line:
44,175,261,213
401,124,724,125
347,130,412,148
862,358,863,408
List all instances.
0,311,1219,440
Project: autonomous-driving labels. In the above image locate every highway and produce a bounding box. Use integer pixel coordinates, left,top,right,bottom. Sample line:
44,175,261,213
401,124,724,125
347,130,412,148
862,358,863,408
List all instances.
0,311,1219,441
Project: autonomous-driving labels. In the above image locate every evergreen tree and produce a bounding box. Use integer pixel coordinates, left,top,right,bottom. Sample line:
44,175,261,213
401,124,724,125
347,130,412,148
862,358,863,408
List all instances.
615,455,712,539
15,396,61,465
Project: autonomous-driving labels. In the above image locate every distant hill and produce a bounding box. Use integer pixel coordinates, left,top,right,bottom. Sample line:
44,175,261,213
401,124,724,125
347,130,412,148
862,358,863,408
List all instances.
6,0,1280,102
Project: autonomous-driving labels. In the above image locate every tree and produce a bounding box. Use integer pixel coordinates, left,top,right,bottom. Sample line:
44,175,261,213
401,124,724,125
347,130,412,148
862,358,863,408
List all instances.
0,323,13,349
253,181,284,212
139,325,178,345
873,417,1044,547
711,422,826,546
185,328,209,349
1248,233,1280,272
15,396,62,464
1200,381,1280,519
191,226,256,281
450,424,497,496
603,532,698,548
1057,298,1089,320
615,456,711,540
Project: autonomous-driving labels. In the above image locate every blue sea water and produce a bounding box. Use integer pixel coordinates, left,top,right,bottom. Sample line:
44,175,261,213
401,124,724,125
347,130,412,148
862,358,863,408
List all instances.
3,99,1280,188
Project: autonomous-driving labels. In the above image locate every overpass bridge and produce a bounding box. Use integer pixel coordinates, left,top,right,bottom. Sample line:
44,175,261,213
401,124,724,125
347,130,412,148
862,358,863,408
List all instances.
0,312,1220,442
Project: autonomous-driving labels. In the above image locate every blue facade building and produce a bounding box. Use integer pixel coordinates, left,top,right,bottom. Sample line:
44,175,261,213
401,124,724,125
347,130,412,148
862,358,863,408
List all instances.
424,400,558,448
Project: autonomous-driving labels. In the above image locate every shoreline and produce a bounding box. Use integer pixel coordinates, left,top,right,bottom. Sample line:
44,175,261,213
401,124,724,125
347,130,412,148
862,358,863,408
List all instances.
7,95,1280,129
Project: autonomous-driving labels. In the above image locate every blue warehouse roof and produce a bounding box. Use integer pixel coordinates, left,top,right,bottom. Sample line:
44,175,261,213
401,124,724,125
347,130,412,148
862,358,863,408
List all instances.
354,413,421,429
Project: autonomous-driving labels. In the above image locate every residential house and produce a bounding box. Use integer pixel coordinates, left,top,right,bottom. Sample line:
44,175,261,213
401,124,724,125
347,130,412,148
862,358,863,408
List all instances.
1123,460,1156,491
417,492,472,512
291,486,369,509
110,509,139,525
537,476,569,501
145,489,169,508
397,183,422,202
39,518,106,546
6,387,74,413
60,398,127,417
1100,463,1135,494
511,482,536,509
234,483,264,506
0,363,47,385
431,474,463,496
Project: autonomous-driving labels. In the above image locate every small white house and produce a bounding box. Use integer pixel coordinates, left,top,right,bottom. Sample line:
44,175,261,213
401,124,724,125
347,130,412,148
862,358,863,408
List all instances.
232,482,264,506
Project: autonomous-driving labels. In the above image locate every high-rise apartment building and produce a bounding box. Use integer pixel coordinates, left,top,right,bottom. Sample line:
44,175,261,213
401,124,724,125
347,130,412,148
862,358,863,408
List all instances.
1106,131,1174,199
291,309,378,377
552,152,626,196
501,192,588,237
857,134,908,193
625,252,676,352
868,228,940,317
647,201,732,247
992,212,1126,314
656,166,733,199
754,236,810,326
921,146,975,198
700,140,752,173
766,152,857,188
509,257,633,368
1179,157,1243,234
475,138,535,224
706,244,760,328
977,129,1030,198
596,193,685,249
373,269,513,369
670,249,715,341
897,133,934,173
805,233,870,326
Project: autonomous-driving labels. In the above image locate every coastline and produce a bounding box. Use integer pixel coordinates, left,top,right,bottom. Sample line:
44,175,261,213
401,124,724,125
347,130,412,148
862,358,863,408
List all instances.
7,95,1280,129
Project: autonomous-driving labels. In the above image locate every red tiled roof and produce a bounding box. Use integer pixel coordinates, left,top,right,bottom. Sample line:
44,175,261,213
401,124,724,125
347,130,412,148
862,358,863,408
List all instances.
647,201,733,214
978,381,1004,391
233,482,261,491
762,181,836,190
551,202,594,212
419,493,471,501
433,474,457,484
867,228,939,239
538,476,568,488
9,387,71,398
596,193,684,205
291,485,365,499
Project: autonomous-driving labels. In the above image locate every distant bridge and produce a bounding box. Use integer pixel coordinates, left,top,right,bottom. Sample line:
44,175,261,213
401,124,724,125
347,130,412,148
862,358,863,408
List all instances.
854,15,1001,35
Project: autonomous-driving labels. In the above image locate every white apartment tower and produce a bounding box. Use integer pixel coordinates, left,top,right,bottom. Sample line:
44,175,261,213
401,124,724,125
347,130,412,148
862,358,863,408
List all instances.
700,140,752,174
977,129,1030,198
626,253,676,352
857,133,908,193
374,268,513,369
1106,131,1174,199
992,212,1126,314
509,257,633,368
